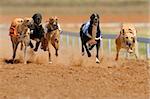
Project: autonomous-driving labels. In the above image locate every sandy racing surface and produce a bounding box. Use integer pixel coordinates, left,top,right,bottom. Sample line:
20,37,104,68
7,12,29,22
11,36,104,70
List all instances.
0,34,149,99
0,47,149,99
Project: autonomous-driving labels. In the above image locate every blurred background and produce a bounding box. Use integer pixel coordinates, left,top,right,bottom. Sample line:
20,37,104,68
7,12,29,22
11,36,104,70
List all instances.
0,0,149,34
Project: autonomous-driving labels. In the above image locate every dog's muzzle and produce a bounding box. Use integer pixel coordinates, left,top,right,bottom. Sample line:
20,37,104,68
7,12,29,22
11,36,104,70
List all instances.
126,42,134,53
127,48,133,53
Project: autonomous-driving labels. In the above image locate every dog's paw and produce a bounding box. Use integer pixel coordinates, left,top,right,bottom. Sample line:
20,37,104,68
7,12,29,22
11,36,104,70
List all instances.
49,61,52,64
88,53,91,57
96,58,100,64
34,48,38,52
115,58,118,61
55,53,58,57
82,52,85,56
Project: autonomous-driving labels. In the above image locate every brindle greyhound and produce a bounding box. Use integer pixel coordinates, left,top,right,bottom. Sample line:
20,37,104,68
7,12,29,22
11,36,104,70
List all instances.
41,16,60,64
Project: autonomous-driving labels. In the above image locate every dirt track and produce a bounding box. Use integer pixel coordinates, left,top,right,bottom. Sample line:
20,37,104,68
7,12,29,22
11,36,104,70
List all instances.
0,47,149,99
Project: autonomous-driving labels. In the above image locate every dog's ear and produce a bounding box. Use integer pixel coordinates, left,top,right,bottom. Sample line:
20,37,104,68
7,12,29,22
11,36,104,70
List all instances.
53,16,58,20
121,29,125,35
97,20,100,33
32,14,37,20
96,13,99,19
90,13,95,20
32,13,42,21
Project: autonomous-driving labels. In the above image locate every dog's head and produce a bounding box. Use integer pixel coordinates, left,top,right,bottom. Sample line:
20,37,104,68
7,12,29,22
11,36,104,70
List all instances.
18,17,32,36
121,23,136,36
32,13,42,25
90,13,99,25
23,17,33,27
48,16,58,25
123,32,136,53
120,23,137,53
47,16,58,31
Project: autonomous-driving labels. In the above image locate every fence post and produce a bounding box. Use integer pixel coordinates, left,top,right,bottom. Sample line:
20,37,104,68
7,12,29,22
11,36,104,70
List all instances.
108,39,111,54
78,37,81,49
100,39,104,57
146,43,150,59
60,35,63,48
66,34,69,47
72,36,75,47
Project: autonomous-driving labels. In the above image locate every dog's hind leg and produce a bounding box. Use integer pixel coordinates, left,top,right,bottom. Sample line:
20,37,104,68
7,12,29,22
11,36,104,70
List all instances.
11,38,15,52
12,42,19,63
89,44,95,50
80,36,85,56
34,41,40,51
84,43,91,57
80,28,85,56
20,42,23,50
55,49,58,57
29,41,34,48
81,42,85,56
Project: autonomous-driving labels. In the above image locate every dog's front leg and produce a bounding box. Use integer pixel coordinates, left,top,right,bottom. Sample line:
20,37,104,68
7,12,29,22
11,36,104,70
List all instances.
96,40,100,63
48,41,52,64
125,52,129,59
134,48,139,59
134,42,139,59
34,41,40,51
115,46,120,61
24,45,27,64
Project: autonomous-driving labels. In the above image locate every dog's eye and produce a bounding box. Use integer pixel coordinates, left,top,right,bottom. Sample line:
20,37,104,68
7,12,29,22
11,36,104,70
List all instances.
126,37,128,39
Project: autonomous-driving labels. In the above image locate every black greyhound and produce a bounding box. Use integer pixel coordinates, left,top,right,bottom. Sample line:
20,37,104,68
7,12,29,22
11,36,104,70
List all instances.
29,13,45,51
80,13,102,63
